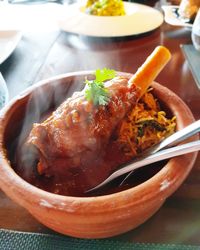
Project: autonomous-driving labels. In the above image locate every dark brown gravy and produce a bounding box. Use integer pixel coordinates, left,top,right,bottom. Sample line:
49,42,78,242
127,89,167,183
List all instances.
31,161,165,197
12,132,166,197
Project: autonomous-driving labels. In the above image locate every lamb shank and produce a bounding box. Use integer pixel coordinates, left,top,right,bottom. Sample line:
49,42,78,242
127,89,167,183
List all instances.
27,46,171,193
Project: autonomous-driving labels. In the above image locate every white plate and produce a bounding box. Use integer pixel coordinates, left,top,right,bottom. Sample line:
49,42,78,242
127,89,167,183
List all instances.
162,5,192,28
0,30,22,64
58,2,164,37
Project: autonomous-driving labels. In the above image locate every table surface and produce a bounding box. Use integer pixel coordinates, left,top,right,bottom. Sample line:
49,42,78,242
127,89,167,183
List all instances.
0,1,200,245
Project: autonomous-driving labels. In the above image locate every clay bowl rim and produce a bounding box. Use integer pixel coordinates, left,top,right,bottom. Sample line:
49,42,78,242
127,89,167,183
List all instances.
0,71,198,207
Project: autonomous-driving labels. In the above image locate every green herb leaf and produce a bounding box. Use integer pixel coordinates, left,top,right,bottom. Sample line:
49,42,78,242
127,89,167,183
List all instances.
95,68,116,83
85,68,116,106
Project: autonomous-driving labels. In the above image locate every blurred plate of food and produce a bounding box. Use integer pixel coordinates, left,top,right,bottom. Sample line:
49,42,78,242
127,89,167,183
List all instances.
58,1,164,37
162,5,192,27
0,30,22,64
162,0,200,28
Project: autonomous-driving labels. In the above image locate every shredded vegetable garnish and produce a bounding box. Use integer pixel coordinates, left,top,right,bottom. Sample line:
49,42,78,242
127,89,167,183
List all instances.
117,88,176,156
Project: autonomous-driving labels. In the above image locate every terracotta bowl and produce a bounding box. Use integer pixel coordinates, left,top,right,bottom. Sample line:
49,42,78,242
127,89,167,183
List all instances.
0,72,198,239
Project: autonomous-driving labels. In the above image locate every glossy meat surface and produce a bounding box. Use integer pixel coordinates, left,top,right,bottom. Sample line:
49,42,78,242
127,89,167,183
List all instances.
27,76,140,178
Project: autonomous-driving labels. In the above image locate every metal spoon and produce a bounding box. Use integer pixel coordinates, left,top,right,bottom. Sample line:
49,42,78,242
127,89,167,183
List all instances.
87,120,200,192
145,119,200,154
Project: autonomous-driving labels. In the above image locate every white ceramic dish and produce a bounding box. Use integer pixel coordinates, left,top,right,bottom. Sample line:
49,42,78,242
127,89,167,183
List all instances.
162,5,192,28
58,2,164,37
0,30,22,64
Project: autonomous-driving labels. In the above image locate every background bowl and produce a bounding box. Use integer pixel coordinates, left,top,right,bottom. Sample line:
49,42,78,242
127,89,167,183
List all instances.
0,72,198,239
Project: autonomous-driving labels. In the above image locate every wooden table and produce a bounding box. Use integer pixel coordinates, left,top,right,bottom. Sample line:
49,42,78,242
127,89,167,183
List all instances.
0,1,200,245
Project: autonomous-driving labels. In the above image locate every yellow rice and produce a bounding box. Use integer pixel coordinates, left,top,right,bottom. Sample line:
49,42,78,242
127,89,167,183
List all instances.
85,0,125,16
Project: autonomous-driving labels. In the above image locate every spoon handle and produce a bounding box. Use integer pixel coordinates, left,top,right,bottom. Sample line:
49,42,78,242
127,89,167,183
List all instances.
89,140,200,192
148,119,200,154
120,119,200,186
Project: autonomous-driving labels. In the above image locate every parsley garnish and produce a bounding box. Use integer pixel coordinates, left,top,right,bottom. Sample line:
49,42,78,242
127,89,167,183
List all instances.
85,68,116,106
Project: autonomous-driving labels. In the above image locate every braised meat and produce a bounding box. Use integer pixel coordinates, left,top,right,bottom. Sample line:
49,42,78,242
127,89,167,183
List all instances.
28,76,140,177
26,46,171,194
